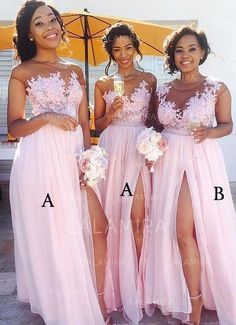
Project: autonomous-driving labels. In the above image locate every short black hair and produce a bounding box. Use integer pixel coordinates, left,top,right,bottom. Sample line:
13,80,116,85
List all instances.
163,26,211,75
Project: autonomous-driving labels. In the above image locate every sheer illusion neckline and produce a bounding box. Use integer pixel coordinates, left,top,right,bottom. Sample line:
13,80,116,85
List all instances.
164,76,211,112
104,80,150,102
116,70,145,82
170,76,208,92
31,59,72,71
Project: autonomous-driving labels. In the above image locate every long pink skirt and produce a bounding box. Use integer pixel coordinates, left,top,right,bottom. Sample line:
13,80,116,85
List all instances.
98,122,151,323
145,127,236,325
10,124,104,325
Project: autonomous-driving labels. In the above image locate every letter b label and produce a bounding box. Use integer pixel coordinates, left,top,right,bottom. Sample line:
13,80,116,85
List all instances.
214,186,224,201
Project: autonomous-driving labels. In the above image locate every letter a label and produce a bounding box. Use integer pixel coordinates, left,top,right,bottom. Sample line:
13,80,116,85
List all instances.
41,193,54,207
120,183,133,197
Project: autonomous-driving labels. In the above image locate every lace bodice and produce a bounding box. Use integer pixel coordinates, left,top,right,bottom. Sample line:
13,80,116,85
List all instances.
157,77,223,130
103,80,151,124
26,71,83,117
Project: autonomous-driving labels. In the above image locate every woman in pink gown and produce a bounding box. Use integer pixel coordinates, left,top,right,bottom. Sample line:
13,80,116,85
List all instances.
94,23,157,323
8,1,108,324
145,26,236,325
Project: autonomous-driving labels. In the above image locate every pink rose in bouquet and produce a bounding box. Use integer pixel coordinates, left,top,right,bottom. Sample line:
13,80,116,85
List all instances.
136,127,168,172
78,146,108,186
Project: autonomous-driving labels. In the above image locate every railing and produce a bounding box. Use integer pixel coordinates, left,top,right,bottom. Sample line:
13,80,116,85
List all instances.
0,79,8,134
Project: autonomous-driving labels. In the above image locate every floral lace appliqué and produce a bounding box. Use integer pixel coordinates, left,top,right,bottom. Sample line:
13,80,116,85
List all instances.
103,80,151,124
26,71,83,117
157,77,222,130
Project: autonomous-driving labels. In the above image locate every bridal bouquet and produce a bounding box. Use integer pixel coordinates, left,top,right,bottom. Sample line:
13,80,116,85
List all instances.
136,127,168,172
78,146,108,186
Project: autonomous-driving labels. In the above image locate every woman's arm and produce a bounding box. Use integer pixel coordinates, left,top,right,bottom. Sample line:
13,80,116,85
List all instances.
94,80,123,133
78,84,91,150
212,86,233,136
76,67,91,150
7,78,49,137
194,84,233,143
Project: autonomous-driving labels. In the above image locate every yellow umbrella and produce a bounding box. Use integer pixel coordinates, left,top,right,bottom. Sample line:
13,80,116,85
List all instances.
0,10,172,92
0,25,15,50
60,9,172,63
60,9,172,94
0,11,172,144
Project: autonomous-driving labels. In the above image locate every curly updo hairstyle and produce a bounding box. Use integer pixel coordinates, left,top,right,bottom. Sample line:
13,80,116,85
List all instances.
102,22,143,75
163,26,211,75
13,0,65,62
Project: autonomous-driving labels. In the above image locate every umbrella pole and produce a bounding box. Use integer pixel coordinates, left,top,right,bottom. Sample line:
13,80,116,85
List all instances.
84,12,89,102
83,9,99,144
85,46,89,101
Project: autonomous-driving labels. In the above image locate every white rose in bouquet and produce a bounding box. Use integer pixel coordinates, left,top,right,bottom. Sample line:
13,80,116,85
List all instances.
78,146,108,186
136,127,168,172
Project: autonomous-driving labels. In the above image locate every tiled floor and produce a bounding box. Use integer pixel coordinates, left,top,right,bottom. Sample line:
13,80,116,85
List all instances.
1,183,235,324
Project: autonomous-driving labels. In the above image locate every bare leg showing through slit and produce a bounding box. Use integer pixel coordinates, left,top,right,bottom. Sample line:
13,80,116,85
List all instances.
176,173,202,325
131,174,145,263
86,188,109,323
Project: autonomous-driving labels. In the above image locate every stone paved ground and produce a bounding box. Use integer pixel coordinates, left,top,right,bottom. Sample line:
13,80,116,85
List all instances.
1,183,235,324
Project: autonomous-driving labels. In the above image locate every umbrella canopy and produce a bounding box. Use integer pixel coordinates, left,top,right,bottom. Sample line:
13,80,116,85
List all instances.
60,10,172,95
0,10,172,97
0,12,172,144
60,9,172,64
0,25,15,50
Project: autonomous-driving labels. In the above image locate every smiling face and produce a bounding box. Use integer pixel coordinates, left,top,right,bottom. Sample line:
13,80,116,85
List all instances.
111,35,136,69
29,5,63,50
174,34,204,74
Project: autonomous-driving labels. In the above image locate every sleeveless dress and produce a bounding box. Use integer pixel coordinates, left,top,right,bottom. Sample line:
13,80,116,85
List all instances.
9,65,104,325
145,77,236,325
98,79,153,323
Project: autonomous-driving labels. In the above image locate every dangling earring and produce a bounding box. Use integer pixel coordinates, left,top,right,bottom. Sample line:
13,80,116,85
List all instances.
29,37,34,42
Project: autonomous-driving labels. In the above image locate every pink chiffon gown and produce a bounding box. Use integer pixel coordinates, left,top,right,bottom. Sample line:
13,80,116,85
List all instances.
98,77,154,323
145,77,236,325
9,63,104,325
